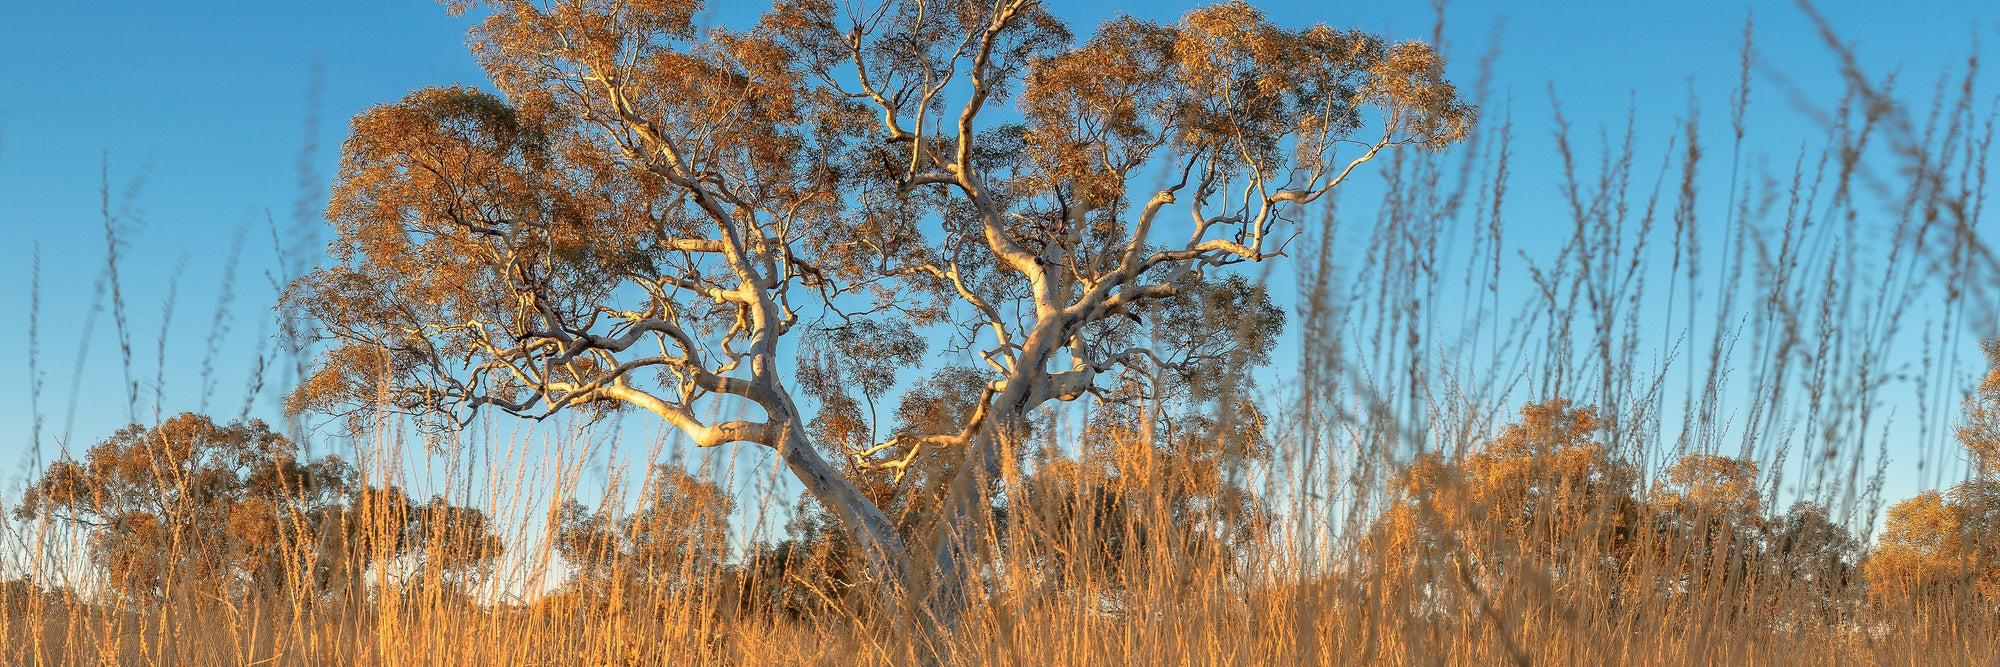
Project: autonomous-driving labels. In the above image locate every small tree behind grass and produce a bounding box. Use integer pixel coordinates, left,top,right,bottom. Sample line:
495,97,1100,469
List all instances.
14,413,504,610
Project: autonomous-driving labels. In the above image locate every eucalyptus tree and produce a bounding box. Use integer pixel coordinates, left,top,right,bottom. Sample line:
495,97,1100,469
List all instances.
285,0,1469,626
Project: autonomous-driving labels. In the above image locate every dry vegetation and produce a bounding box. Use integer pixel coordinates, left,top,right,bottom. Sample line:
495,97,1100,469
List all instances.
3,1,1998,665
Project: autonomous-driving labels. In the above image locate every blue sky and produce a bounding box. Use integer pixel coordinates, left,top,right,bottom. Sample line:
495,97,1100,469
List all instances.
1,1,1996,535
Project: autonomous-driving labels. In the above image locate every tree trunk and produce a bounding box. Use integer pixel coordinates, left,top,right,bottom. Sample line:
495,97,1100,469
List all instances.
767,402,914,613
915,381,1036,640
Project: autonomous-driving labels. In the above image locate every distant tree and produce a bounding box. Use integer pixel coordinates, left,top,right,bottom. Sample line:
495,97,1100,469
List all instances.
555,464,735,599
1644,454,1766,608
284,0,1468,623
1865,340,2000,614
1362,399,1642,617
1763,501,1860,622
1462,400,1640,563
1014,408,1273,597
406,496,508,598
14,414,351,601
14,413,503,604
1653,454,1764,523
732,495,868,621
1953,339,2000,478
1865,483,2000,612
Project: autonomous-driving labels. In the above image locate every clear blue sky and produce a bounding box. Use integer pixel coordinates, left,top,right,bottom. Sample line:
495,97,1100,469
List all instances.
1,1,1995,530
